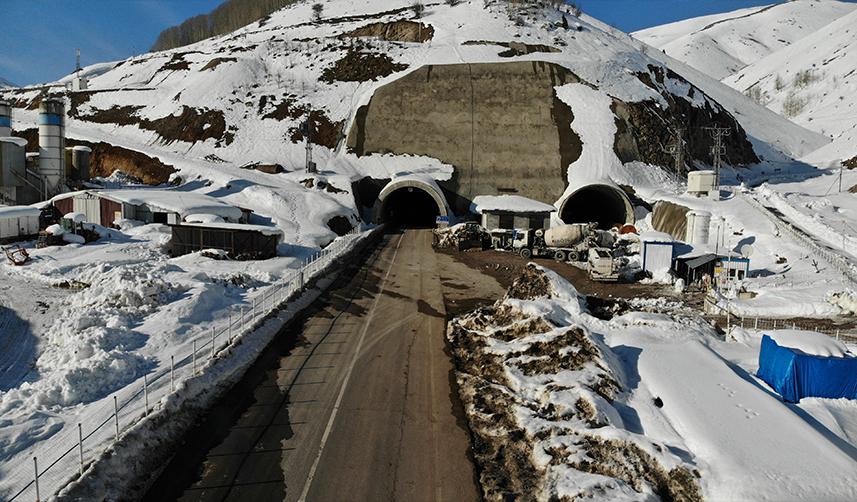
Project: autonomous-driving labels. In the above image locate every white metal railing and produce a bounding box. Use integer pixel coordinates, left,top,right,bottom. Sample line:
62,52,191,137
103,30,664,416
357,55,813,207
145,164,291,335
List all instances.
2,225,379,502
732,189,857,285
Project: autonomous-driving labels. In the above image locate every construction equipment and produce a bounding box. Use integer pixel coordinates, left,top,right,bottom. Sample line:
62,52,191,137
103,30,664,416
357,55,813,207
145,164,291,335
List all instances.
588,247,619,281
511,223,600,262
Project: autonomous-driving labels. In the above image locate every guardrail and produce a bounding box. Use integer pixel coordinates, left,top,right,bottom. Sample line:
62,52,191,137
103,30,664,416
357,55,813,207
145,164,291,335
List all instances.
2,226,379,502
732,189,857,285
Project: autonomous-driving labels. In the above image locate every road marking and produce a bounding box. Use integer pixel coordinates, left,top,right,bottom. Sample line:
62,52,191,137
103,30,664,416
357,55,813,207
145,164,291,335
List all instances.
298,232,405,502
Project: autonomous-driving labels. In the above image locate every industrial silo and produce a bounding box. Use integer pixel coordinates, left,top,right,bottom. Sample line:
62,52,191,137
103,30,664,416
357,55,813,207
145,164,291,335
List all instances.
685,210,711,245
69,145,91,180
39,98,65,196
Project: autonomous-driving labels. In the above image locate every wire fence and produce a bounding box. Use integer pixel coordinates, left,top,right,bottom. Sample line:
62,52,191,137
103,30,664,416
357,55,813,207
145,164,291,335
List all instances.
2,226,377,502
703,296,857,344
732,189,857,285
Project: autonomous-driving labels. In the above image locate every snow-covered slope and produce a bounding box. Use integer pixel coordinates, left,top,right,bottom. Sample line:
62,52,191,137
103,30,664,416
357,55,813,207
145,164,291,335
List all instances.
724,9,857,165
633,0,857,80
0,77,15,88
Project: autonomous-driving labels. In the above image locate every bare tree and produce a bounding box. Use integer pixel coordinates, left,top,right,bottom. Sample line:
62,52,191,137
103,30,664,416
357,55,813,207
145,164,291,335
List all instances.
412,1,425,18
312,3,324,22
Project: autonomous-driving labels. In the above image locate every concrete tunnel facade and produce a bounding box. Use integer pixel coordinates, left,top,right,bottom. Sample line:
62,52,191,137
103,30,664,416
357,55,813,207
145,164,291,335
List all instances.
374,176,450,226
558,183,634,229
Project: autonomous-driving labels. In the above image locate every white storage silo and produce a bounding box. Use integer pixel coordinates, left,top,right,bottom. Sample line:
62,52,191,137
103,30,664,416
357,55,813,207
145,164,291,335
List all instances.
39,98,65,196
685,210,711,245
0,100,11,137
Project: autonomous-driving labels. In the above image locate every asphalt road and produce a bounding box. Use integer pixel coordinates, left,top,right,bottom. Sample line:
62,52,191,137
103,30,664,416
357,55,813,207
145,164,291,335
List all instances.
146,229,480,502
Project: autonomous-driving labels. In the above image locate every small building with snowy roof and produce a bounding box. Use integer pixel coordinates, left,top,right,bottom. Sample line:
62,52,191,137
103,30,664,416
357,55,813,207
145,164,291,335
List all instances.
470,195,555,231
51,189,249,227
170,221,282,260
0,205,40,242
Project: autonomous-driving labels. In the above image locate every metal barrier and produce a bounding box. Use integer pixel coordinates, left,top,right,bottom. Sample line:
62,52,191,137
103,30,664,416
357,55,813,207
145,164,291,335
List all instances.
2,226,378,501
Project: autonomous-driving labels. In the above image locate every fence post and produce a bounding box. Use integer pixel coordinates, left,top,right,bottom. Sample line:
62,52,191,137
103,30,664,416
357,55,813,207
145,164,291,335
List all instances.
792,322,796,329
113,396,119,442
241,306,246,330
33,456,40,502
837,329,840,341
143,374,149,416
210,328,215,361
193,340,197,375
253,297,257,320
170,355,175,392
229,314,233,344
754,317,758,330
78,423,84,476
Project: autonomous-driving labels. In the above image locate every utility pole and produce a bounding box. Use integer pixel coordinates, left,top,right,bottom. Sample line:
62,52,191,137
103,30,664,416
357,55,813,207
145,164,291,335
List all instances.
662,127,686,179
704,125,730,190
76,48,81,75
303,118,316,174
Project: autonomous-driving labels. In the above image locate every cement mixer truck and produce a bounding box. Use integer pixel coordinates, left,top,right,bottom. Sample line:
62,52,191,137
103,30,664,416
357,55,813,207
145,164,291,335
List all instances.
511,223,600,262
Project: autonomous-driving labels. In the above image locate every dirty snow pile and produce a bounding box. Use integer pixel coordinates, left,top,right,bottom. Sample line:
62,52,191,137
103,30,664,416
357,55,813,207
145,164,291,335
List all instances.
448,264,702,500
449,264,857,500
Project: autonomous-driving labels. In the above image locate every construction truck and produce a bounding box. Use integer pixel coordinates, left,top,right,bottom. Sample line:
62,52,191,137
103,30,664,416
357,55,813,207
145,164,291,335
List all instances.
511,223,599,262
588,247,619,281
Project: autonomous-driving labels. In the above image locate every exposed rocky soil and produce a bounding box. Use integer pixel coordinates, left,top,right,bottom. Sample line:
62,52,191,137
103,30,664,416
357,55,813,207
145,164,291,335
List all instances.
339,20,434,43
11,128,176,185
320,48,408,83
199,57,237,71
843,155,857,169
463,40,561,57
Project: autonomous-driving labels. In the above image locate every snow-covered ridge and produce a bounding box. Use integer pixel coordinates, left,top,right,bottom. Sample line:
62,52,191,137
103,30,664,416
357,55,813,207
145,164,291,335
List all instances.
633,0,857,80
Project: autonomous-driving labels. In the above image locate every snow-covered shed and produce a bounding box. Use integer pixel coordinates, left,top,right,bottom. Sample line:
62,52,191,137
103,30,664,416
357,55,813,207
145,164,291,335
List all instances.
470,195,555,231
0,205,40,242
640,232,675,277
52,189,248,227
170,222,282,260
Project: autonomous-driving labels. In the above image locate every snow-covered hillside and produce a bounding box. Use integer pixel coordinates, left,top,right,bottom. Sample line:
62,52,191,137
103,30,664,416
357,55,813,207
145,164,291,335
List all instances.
0,77,15,88
633,0,856,80
725,9,857,165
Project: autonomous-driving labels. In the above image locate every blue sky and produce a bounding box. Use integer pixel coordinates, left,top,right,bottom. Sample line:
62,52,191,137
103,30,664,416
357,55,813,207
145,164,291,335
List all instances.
0,0,848,86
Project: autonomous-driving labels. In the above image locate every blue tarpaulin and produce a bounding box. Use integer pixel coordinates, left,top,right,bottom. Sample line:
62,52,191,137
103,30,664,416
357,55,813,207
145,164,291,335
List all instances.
757,335,857,403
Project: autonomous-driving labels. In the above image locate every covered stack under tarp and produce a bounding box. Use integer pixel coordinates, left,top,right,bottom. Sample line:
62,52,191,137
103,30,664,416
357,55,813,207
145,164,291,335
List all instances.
757,333,857,403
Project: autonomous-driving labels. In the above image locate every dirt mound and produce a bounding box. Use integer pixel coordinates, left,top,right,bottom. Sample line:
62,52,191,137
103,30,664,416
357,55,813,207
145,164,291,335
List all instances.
320,49,408,83
447,267,701,500
74,105,144,126
75,140,177,185
340,20,434,43
506,264,551,300
651,200,691,240
287,110,343,149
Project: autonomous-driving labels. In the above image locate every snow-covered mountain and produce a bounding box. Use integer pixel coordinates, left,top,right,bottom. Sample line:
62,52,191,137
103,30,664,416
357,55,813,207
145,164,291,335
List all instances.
633,0,857,80
0,77,15,88
724,9,857,166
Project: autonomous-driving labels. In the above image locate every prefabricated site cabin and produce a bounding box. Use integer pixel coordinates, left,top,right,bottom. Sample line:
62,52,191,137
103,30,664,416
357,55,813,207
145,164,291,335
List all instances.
170,222,282,260
640,232,675,276
52,189,248,227
470,195,555,231
0,205,40,243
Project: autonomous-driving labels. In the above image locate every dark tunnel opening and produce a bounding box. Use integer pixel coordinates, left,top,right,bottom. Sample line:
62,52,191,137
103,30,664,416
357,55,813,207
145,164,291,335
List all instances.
381,187,441,227
560,185,629,229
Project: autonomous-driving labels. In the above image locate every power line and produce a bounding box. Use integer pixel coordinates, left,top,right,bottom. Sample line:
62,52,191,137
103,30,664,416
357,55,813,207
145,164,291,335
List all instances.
703,125,730,190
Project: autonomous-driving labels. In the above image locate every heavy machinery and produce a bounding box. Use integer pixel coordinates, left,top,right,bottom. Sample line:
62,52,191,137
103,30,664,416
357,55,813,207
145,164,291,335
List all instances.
588,247,619,281
511,223,599,262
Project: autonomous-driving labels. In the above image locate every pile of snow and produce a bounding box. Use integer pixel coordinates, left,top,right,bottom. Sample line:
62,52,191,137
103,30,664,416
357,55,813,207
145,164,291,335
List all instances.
64,212,87,223
470,195,556,214
185,213,225,224
765,329,851,358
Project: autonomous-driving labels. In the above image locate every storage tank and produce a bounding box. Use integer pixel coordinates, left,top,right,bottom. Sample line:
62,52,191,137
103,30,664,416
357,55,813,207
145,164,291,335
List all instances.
545,223,590,248
39,98,65,196
0,100,10,137
64,145,92,180
685,210,711,245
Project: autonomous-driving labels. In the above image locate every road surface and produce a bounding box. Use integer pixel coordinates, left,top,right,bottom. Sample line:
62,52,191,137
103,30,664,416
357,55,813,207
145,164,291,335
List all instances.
145,229,480,502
